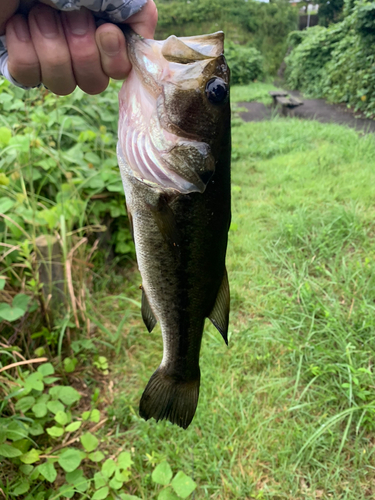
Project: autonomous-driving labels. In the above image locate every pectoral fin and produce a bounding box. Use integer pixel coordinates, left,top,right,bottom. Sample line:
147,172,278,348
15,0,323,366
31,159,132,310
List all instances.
148,194,181,251
142,290,157,333
208,268,230,345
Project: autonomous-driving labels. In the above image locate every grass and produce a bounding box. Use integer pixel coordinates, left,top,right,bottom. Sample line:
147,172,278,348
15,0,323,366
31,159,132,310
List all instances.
91,115,375,499
231,82,280,105
2,81,375,499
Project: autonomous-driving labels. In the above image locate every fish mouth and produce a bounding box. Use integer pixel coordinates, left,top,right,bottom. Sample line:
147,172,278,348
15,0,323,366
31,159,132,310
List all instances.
118,31,225,194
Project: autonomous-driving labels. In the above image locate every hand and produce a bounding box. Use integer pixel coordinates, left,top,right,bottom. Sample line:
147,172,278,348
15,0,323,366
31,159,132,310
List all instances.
1,0,158,95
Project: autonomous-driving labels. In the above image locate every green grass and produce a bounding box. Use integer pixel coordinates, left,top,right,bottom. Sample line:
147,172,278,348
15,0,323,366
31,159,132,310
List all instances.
91,116,375,499
231,82,280,105
2,81,375,499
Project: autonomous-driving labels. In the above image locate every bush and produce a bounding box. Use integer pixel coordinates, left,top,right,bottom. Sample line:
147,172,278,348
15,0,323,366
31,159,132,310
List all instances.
0,79,134,335
285,0,375,118
225,43,263,85
155,0,298,75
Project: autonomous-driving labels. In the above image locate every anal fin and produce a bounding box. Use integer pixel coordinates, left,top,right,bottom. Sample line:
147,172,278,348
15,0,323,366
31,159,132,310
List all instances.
208,268,230,345
142,290,157,333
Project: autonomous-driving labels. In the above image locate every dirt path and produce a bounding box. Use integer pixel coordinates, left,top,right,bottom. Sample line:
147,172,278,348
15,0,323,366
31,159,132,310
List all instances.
238,91,375,133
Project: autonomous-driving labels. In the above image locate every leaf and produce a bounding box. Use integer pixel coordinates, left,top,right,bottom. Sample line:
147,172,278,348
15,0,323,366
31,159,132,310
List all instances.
118,451,132,470
49,386,81,405
58,484,75,499
109,477,124,490
0,173,9,186
92,486,109,500
115,468,130,482
5,422,28,441
12,293,30,311
24,372,44,392
0,276,5,290
20,449,40,464
46,426,64,438
29,423,44,436
37,363,55,376
152,461,173,486
0,197,15,214
58,448,82,472
90,409,101,423
44,377,60,385
158,487,180,500
94,471,107,489
0,126,12,146
101,458,116,478
32,403,48,418
47,400,65,414
11,481,30,496
37,462,57,483
0,303,26,322
15,396,36,413
19,465,33,475
88,450,105,462
171,472,197,499
80,432,99,452
65,421,82,433
0,443,23,457
55,411,68,426
119,496,142,500
63,357,78,373
81,408,100,422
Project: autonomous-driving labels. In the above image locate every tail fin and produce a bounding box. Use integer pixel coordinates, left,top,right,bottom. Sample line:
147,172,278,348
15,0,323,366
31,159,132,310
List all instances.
139,368,200,429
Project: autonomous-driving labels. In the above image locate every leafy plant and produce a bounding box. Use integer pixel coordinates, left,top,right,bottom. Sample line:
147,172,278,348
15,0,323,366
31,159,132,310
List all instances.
0,78,135,336
155,0,298,74
285,0,375,117
225,42,263,85
0,355,200,500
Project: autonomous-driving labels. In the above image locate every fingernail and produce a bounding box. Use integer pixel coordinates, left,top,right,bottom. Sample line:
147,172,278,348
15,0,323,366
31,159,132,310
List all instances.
99,32,120,56
65,9,89,36
14,19,30,42
34,7,59,39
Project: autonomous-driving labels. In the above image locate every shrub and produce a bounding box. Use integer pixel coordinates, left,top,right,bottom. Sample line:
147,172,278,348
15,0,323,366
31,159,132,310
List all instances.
225,43,263,85
285,0,375,117
155,0,298,75
0,80,134,335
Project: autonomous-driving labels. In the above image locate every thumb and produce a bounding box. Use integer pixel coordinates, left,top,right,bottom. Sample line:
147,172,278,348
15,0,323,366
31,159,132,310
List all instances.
0,0,20,35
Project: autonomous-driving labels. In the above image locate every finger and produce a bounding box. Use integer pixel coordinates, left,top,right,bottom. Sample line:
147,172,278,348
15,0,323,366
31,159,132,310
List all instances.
0,0,19,35
6,14,40,87
95,23,130,81
61,8,109,95
127,0,158,39
28,4,76,95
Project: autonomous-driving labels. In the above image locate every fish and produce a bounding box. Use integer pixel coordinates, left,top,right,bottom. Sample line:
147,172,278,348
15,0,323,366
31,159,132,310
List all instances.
117,28,231,429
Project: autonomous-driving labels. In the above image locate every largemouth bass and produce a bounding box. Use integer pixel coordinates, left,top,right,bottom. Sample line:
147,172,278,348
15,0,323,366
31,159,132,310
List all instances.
117,29,231,429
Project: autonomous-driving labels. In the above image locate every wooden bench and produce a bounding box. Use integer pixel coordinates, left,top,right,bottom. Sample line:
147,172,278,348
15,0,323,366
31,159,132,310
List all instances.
269,91,303,116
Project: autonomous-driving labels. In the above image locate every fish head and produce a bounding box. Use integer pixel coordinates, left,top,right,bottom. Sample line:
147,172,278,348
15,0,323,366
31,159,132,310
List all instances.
118,30,230,194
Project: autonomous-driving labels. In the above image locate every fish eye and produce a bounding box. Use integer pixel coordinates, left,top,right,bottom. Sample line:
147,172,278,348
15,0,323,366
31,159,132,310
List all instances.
205,78,228,104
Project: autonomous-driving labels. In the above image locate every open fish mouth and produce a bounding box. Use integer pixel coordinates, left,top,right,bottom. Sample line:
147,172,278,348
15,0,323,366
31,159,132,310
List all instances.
118,31,227,194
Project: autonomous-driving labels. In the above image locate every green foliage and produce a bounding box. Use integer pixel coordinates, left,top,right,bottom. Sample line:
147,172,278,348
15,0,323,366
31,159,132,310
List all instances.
318,0,345,26
0,78,134,333
0,356,197,499
224,43,263,85
155,0,298,75
151,462,196,499
286,0,375,117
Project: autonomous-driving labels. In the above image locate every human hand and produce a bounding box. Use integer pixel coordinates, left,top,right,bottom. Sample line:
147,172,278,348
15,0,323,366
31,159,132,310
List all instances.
0,0,158,95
